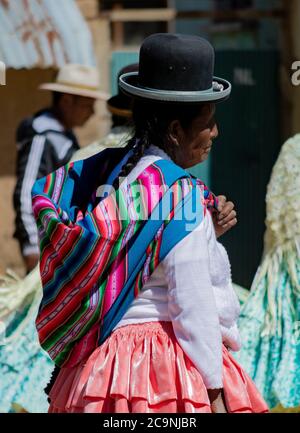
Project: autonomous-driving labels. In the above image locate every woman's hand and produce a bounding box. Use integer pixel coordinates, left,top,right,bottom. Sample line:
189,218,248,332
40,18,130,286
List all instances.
207,389,227,413
213,195,237,238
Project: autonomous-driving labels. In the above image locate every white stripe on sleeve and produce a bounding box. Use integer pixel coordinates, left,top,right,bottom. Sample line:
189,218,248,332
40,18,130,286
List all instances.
20,135,46,248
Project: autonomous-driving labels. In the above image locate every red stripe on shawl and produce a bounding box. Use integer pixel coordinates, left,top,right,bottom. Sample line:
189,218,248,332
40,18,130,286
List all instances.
37,239,114,330
39,224,79,282
37,237,110,341
38,193,123,284
48,286,100,362
64,321,101,367
37,200,123,339
44,174,53,194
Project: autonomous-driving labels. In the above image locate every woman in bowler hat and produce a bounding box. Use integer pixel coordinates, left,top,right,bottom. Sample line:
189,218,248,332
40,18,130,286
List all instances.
32,34,268,413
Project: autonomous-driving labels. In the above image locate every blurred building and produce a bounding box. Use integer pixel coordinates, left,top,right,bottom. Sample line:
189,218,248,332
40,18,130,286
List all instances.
0,0,104,274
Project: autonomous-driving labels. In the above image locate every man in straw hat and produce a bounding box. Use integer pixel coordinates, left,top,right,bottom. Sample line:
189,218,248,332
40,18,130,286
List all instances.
73,63,139,161
13,64,108,274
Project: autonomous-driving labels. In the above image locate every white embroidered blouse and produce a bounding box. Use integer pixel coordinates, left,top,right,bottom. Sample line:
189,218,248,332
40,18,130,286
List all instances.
112,145,241,389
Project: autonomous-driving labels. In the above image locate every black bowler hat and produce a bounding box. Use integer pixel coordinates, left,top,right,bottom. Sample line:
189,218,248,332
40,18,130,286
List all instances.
107,63,139,118
119,33,231,103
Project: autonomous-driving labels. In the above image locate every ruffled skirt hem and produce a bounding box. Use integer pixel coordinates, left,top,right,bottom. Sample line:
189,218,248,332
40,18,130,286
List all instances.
48,321,268,413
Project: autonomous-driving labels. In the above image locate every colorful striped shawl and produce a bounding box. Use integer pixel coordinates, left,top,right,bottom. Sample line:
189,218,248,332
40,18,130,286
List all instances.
32,148,218,367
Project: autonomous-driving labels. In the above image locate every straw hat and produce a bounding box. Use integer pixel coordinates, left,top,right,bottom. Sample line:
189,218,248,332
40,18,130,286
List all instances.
39,64,110,100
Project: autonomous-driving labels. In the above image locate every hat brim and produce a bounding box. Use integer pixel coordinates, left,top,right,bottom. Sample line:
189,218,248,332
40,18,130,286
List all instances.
39,83,110,100
119,72,231,104
106,94,133,118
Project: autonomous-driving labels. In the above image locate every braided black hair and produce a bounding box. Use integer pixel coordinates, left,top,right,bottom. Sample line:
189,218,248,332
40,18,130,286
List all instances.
112,100,207,192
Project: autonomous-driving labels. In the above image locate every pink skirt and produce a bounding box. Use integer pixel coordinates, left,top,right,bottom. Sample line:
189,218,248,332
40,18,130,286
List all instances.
48,321,268,413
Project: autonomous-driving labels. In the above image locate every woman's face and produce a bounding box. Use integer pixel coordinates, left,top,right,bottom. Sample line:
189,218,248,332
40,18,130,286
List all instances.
170,103,218,169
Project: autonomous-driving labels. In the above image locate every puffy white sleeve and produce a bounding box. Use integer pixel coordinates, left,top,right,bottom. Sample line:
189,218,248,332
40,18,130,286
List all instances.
162,215,223,389
205,212,242,352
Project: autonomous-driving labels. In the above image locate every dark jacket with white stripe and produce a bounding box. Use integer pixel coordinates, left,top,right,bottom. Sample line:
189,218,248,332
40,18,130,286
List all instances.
13,109,79,256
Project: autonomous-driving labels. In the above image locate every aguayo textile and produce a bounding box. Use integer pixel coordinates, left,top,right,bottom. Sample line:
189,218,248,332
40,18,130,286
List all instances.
32,147,218,368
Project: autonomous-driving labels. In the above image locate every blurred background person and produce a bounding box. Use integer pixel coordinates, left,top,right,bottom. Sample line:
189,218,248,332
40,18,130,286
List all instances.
13,64,108,274
234,134,300,412
73,63,138,161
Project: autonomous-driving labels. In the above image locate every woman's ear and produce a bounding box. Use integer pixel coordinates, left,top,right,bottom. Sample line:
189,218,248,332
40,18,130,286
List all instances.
169,119,183,147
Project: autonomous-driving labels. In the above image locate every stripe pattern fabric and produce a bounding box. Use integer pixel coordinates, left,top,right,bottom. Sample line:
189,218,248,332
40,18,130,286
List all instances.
20,135,46,252
32,149,218,368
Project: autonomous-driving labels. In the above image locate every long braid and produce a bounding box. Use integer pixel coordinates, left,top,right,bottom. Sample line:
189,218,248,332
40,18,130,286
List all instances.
112,100,205,192
112,128,152,192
